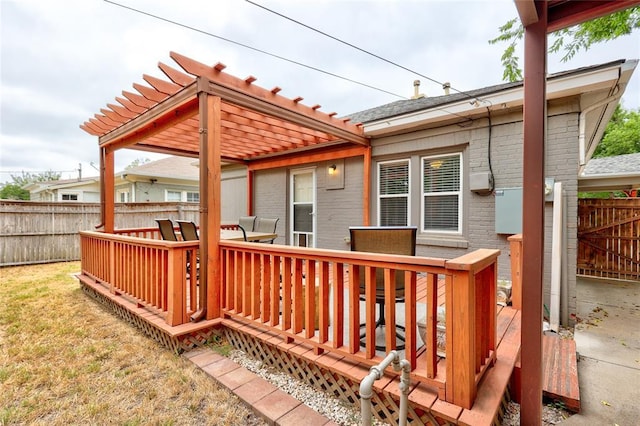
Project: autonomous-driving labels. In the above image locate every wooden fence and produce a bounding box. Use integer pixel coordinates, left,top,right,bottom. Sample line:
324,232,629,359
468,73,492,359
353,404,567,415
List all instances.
0,201,199,267
577,198,640,281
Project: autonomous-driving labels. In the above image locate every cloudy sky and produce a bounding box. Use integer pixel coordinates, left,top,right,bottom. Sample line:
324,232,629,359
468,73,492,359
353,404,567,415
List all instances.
1,0,638,183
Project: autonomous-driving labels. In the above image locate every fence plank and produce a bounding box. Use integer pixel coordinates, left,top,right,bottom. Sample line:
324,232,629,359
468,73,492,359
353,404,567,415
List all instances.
0,201,199,266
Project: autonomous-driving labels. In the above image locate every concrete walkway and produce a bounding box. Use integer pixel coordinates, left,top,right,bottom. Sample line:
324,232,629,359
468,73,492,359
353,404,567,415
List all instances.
561,276,640,425
183,348,337,426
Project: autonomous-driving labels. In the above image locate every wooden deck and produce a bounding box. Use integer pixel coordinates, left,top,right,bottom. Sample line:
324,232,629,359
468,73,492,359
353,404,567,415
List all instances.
77,268,522,425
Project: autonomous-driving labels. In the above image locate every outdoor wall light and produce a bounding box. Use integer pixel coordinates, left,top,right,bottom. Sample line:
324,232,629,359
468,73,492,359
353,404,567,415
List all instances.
328,164,337,175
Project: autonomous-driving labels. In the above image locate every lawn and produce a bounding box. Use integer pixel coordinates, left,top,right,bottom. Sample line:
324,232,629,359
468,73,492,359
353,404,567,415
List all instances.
0,262,264,425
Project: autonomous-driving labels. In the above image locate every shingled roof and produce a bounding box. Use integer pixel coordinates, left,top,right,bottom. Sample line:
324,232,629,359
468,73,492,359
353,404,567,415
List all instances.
346,59,628,124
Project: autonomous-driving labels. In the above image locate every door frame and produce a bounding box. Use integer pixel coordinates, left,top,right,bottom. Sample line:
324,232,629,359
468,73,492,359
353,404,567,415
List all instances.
289,167,317,248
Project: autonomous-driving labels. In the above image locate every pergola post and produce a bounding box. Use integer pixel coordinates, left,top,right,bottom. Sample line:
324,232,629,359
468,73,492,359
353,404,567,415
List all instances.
521,1,547,424
363,146,371,226
103,147,115,233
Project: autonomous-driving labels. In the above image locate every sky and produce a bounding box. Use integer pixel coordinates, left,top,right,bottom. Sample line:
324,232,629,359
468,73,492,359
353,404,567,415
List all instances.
1,0,639,184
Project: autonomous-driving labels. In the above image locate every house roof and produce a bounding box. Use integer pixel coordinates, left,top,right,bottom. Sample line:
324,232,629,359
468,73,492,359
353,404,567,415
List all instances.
24,177,99,193
579,153,640,192
347,59,628,125
120,156,199,181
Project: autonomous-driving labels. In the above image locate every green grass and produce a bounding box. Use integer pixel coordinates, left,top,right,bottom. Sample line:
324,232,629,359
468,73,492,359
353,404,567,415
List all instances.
0,262,264,426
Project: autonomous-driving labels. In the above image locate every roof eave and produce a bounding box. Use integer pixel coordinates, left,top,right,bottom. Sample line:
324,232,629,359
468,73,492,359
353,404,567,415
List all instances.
362,61,630,136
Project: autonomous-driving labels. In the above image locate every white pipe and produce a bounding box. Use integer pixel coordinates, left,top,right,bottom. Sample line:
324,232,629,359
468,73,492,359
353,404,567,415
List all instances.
550,181,563,332
360,350,411,426
561,188,569,326
578,88,620,166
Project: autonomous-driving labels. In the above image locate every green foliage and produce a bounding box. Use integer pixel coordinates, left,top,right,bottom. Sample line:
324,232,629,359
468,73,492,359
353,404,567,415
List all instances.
489,7,640,82
0,171,62,200
125,158,151,170
593,105,640,157
0,183,29,200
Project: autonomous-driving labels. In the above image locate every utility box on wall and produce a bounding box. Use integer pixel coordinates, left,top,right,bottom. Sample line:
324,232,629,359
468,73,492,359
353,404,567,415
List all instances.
495,188,522,234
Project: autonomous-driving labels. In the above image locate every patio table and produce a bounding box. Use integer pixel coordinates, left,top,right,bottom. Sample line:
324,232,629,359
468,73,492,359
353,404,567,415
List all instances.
220,229,277,242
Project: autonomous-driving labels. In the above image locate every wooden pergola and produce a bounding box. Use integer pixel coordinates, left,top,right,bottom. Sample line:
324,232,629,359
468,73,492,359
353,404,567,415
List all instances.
81,51,370,321
515,0,640,423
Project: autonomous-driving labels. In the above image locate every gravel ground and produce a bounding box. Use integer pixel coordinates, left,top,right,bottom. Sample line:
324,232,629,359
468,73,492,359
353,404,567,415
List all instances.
228,349,389,425
502,401,572,425
229,326,576,425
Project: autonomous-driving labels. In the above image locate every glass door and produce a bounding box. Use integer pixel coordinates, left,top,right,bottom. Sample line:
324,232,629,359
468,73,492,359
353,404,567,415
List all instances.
290,169,316,247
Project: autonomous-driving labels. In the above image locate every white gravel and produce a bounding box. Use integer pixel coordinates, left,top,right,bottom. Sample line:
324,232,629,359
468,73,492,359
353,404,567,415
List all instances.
228,349,389,425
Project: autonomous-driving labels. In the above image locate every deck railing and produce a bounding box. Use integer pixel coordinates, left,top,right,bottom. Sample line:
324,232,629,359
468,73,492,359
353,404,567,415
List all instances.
79,231,199,325
219,240,499,408
78,229,499,409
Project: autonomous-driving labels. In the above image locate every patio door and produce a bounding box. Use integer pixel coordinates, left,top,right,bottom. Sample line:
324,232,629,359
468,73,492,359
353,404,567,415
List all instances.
290,168,316,247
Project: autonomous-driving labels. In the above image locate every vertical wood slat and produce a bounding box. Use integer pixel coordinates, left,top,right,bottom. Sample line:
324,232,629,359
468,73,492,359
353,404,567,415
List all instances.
292,258,304,334
364,266,376,358
383,269,396,353
270,256,281,326
332,262,344,348
348,264,360,354
405,270,417,368
425,272,438,379
304,260,316,338
318,261,330,345
578,199,640,280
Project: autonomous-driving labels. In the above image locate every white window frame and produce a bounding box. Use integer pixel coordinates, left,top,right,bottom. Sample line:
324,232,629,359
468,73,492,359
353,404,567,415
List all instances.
165,189,200,202
186,191,199,203
116,189,130,203
421,153,462,234
60,192,80,201
165,190,182,202
377,159,411,226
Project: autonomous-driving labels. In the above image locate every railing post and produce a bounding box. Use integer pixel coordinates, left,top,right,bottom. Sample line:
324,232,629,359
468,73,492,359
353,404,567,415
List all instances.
508,234,523,310
447,268,476,408
445,249,500,409
166,247,186,326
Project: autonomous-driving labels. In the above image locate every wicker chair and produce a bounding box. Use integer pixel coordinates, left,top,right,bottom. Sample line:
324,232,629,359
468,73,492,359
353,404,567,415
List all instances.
349,226,417,350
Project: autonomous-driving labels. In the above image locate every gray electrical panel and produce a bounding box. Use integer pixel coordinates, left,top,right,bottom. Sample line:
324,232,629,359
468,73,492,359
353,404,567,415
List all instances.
495,188,522,234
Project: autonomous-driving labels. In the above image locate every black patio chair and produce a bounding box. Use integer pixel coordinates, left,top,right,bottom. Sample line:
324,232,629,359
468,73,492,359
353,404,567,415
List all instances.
156,219,178,241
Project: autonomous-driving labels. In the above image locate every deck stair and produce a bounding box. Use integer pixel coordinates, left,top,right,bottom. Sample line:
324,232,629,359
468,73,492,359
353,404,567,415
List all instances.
511,333,581,413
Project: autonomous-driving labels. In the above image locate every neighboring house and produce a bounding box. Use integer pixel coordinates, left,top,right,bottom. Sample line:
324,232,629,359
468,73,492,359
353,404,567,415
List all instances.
24,177,100,202
579,152,640,193
116,156,199,203
117,156,246,220
249,59,637,321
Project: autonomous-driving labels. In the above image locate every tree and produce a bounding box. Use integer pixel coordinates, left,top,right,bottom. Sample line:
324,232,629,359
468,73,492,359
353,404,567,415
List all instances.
0,170,61,200
593,105,640,157
125,158,151,170
489,7,640,82
594,105,640,157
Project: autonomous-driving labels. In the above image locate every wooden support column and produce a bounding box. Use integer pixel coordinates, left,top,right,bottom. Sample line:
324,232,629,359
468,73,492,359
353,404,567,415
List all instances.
363,146,371,226
247,169,254,215
103,147,115,233
521,2,547,424
191,90,222,322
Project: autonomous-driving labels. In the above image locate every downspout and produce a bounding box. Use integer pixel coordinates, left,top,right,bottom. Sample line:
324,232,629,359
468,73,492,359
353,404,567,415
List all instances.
360,350,411,426
578,85,621,166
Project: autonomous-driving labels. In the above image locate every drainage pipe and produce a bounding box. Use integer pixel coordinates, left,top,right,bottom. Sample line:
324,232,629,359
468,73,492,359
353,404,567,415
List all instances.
578,87,620,166
550,181,563,332
360,350,411,426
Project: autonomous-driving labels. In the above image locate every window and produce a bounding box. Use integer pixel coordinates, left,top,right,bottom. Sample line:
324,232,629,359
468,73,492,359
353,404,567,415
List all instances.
117,190,130,203
166,190,182,202
166,190,200,202
422,153,462,233
61,193,78,201
378,159,410,226
186,191,199,202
